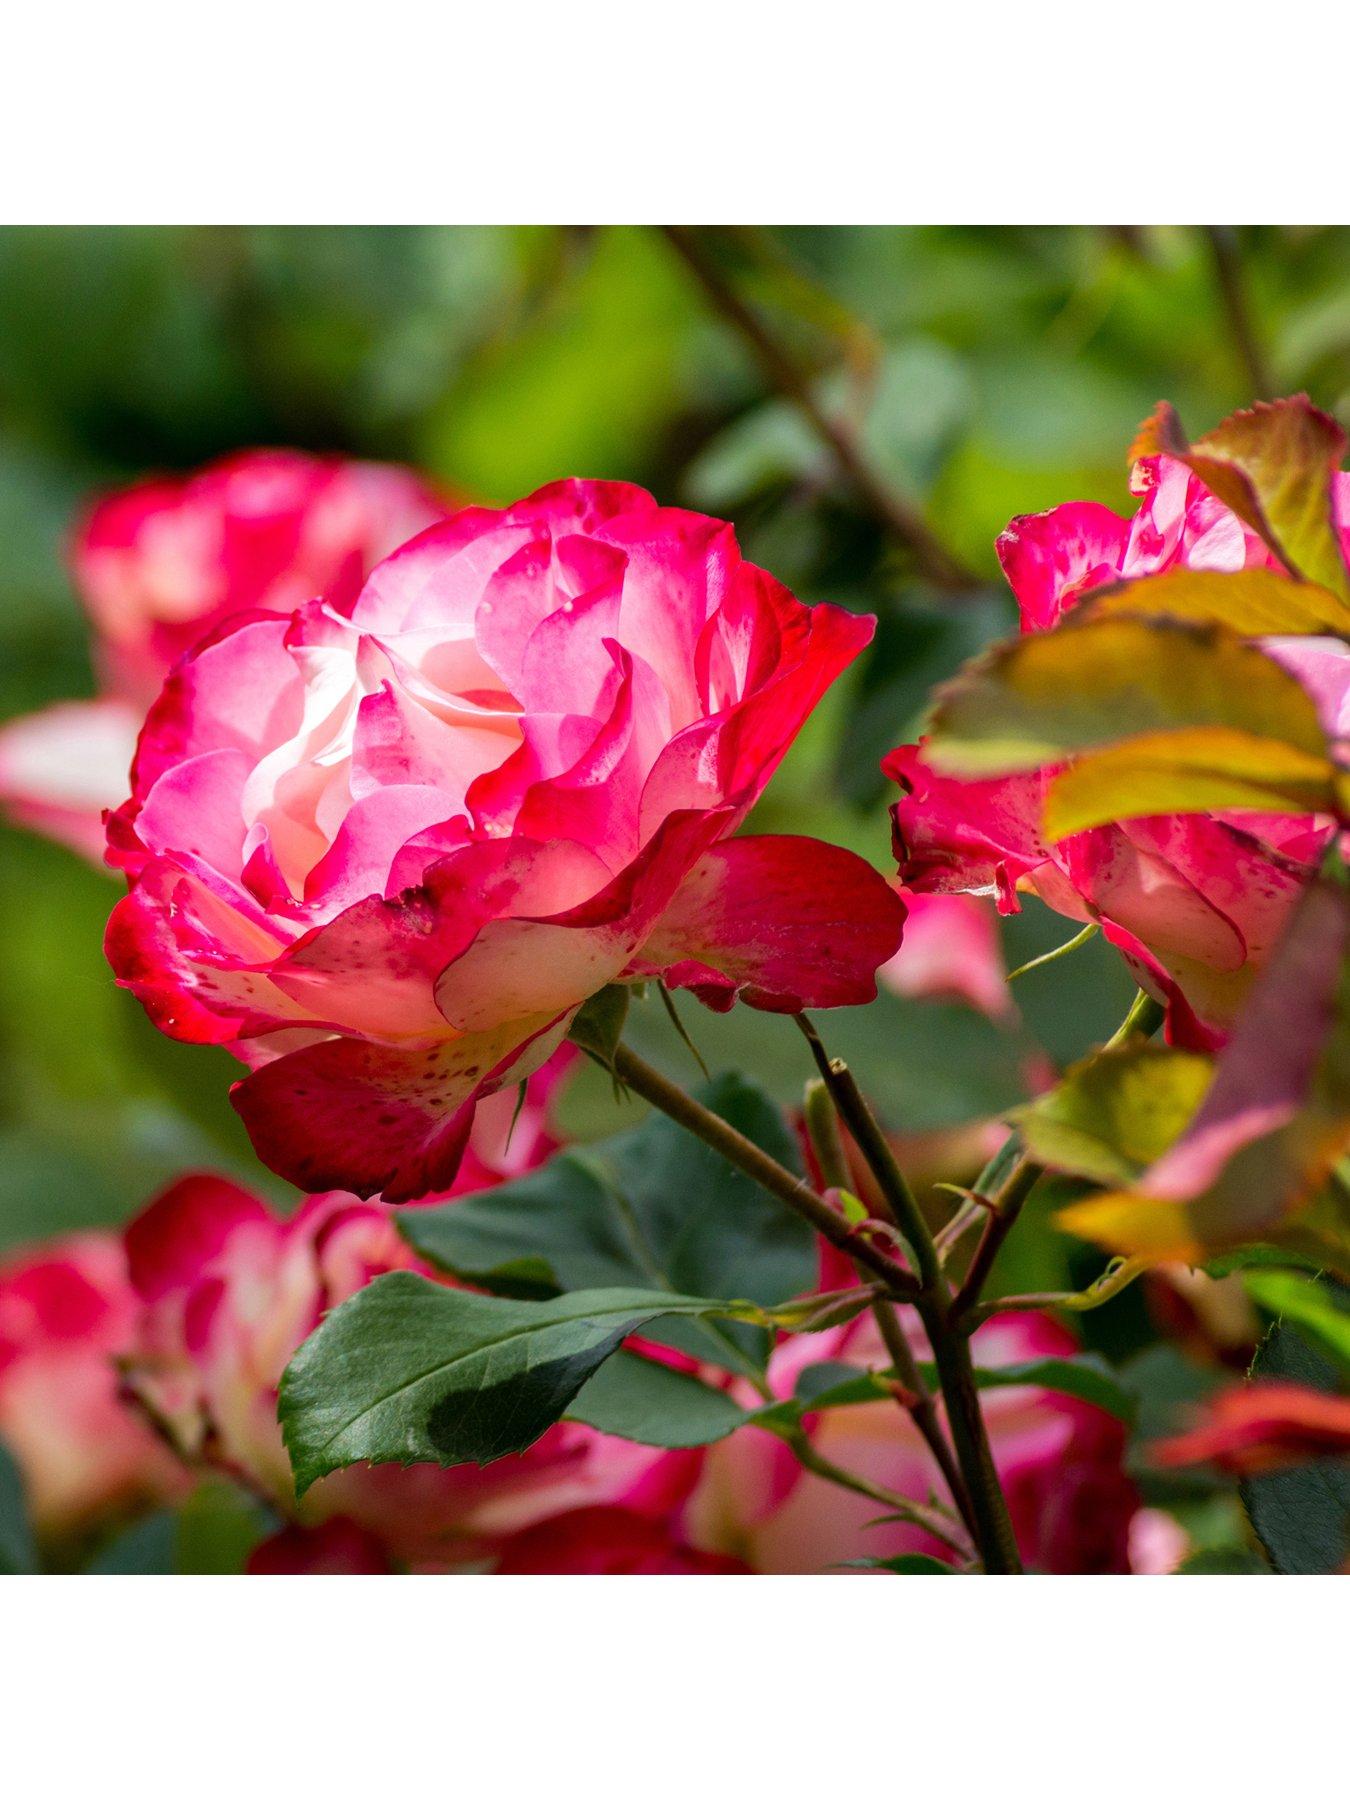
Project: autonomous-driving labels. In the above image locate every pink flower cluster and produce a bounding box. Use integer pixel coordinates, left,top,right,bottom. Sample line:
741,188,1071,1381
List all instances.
104,478,904,1202
888,453,1350,1048
0,1195,1138,1574
0,450,446,859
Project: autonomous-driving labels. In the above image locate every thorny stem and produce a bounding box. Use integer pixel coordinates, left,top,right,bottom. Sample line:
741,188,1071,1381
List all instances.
795,1013,1023,1573
795,1015,942,1290
804,1073,977,1540
869,1295,977,1540
660,226,981,593
951,1155,1045,1321
617,1032,1018,1568
610,1042,918,1299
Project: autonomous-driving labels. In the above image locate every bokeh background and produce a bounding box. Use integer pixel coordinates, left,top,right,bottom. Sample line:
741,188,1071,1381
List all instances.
3,221,1347,1298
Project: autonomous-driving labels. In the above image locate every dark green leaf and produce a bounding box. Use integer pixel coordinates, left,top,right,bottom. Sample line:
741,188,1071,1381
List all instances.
1243,1270,1350,1370
86,1511,178,1575
565,1350,747,1447
961,1355,1138,1424
836,1552,956,1574
402,1071,812,1370
280,1274,754,1495
1240,1294,1350,1574
0,1440,38,1575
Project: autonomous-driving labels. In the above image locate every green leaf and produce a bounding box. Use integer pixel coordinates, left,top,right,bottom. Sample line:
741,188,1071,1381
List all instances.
566,983,630,1073
565,1350,747,1447
280,1274,756,1495
1241,1305,1350,1574
752,1351,1137,1434
1013,1043,1213,1185
174,1481,275,1575
0,1441,38,1575
1201,1244,1325,1280
1175,1546,1269,1574
837,1553,956,1574
962,1355,1138,1424
401,1071,813,1371
1243,1271,1350,1372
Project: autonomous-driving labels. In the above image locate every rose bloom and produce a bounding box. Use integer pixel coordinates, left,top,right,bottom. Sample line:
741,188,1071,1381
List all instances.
879,890,1011,1021
888,453,1350,1048
106,479,904,1202
0,1233,184,1547
122,1177,718,1573
684,1309,1138,1573
0,450,447,860
119,1065,721,1574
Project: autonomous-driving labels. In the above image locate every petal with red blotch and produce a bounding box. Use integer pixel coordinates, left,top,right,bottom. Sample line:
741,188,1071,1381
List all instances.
0,698,140,862
274,836,612,1045
231,1011,572,1201
124,1175,276,1302
996,502,1131,631
632,835,906,1013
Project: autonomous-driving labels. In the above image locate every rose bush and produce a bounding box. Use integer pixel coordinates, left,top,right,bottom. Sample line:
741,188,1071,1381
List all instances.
120,1166,717,1573
105,478,904,1202
0,1234,184,1545
0,450,446,859
888,440,1350,1048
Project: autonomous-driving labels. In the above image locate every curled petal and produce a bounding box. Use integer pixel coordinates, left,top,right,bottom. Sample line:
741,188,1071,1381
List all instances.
633,835,905,1012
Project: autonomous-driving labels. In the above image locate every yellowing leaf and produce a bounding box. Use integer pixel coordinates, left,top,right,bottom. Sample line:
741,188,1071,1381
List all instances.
1043,728,1339,838
925,615,1333,776
1083,566,1350,637
1014,1043,1214,1187
1130,397,1350,602
1059,874,1350,1272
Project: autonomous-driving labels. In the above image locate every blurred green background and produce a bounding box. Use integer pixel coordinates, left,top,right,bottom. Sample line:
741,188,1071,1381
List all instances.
4,223,1350,1258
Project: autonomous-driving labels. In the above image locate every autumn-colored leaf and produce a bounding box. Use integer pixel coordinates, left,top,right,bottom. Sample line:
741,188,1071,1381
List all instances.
924,615,1340,830
1013,1043,1214,1187
1058,872,1350,1271
1130,397,1350,601
1083,565,1350,638
1043,728,1342,839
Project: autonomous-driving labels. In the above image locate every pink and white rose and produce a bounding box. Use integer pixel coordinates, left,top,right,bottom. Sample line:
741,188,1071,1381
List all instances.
888,454,1350,1048
106,478,904,1202
120,1162,711,1572
0,450,447,860
0,1233,183,1544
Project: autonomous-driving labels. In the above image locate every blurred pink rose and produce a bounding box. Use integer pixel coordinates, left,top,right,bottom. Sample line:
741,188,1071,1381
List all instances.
0,1233,183,1544
0,450,447,860
106,478,904,1202
888,454,1350,1049
879,890,1011,1020
685,1309,1137,1573
120,1106,710,1571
